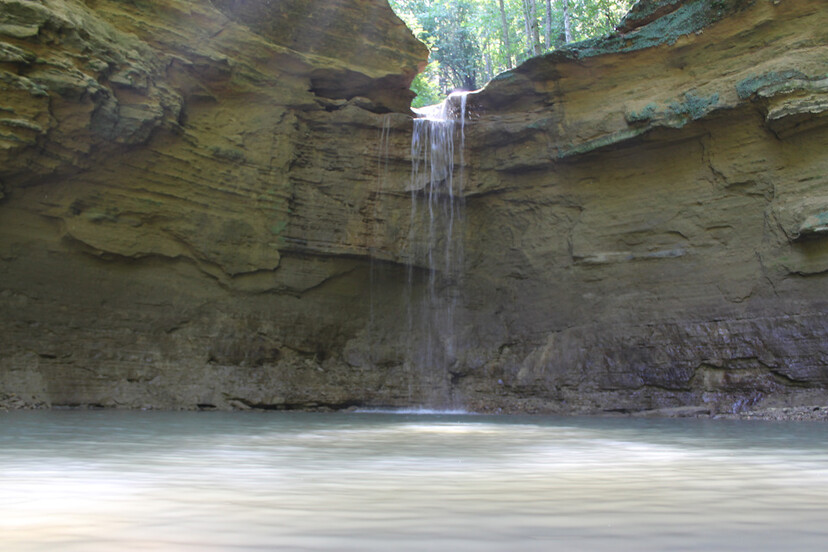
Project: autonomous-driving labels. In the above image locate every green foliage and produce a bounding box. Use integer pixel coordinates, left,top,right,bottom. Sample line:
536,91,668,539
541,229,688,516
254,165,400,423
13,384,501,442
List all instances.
390,0,636,106
567,0,633,41
410,71,444,108
391,0,482,92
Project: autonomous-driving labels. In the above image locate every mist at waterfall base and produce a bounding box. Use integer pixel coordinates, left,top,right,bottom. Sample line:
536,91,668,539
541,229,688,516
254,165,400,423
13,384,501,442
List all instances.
4,411,828,551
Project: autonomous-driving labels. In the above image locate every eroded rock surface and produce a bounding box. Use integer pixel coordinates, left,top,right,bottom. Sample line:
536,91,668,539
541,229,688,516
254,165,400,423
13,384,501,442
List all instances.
455,0,828,415
1,0,826,416
0,0,427,410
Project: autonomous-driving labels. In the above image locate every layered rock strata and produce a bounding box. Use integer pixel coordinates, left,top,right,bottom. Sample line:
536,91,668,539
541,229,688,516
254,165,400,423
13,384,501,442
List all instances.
457,0,828,414
0,0,428,410
1,0,826,415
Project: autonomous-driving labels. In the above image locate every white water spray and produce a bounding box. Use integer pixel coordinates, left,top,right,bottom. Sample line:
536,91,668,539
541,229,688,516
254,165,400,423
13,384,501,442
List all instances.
406,91,470,406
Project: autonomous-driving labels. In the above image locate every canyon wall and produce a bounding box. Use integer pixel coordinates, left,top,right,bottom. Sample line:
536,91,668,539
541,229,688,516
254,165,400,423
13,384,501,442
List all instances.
458,0,828,414
1,0,826,415
0,0,429,410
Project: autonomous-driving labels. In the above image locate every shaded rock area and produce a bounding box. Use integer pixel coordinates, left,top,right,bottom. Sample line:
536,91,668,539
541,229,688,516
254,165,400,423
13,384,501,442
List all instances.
1,0,827,417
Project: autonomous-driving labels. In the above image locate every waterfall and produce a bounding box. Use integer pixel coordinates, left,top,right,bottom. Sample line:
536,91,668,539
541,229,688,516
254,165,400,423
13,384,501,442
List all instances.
369,114,392,341
406,92,469,406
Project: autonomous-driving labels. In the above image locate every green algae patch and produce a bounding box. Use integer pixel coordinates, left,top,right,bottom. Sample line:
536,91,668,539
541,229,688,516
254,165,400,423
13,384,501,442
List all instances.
625,92,720,127
626,103,658,124
736,70,809,99
558,127,649,158
667,92,720,120
736,71,828,101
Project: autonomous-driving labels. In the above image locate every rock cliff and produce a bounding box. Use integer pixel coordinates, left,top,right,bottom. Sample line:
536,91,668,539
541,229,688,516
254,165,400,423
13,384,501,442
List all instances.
1,0,826,416
0,0,428,410
457,0,828,415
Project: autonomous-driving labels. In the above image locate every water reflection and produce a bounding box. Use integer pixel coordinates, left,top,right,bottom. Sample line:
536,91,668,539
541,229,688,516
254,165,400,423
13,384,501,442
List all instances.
2,411,827,551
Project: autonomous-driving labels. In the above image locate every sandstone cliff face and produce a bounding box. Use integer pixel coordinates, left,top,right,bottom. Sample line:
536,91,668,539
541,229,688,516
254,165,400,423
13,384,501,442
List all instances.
1,0,826,415
0,0,427,410
456,0,828,414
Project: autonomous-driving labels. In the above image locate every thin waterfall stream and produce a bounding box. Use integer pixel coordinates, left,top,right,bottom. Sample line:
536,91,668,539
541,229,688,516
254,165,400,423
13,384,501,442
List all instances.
406,92,469,407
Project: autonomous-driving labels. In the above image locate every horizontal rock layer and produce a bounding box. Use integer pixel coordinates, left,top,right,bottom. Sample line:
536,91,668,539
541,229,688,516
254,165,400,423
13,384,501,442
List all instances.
454,0,828,414
1,0,827,415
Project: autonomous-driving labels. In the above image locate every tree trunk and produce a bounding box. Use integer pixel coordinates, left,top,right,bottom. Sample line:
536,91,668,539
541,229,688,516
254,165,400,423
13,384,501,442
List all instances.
497,0,513,69
523,0,542,56
522,0,532,52
562,0,573,43
545,0,553,49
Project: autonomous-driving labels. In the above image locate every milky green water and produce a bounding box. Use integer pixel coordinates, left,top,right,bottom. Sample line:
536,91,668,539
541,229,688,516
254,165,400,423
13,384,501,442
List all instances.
2,411,827,551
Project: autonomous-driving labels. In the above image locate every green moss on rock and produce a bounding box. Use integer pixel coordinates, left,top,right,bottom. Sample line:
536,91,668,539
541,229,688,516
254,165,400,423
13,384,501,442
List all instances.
549,0,752,62
625,92,719,128
736,70,809,99
667,92,720,120
626,103,658,124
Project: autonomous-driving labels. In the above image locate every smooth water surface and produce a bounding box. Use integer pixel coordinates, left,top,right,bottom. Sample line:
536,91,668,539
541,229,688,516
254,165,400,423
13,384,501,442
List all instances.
2,411,827,551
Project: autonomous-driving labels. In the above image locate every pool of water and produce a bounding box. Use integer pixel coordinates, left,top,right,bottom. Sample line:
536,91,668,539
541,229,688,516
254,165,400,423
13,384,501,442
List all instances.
2,411,827,551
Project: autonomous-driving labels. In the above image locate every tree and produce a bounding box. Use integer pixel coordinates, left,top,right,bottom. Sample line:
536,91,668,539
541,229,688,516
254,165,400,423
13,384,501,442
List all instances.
522,0,542,56
562,0,573,43
391,0,481,92
389,0,636,105
497,0,513,69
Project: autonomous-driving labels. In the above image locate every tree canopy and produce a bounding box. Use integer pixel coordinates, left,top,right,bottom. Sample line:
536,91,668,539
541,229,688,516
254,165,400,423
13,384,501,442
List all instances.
389,0,636,106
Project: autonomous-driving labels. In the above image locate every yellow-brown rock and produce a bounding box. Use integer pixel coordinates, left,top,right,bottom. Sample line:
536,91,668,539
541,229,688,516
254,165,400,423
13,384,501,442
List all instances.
454,0,828,415
1,0,826,416
0,0,427,410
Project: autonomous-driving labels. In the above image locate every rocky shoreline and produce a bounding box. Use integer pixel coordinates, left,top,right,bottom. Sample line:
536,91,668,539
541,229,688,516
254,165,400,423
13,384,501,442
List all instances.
3,391,827,422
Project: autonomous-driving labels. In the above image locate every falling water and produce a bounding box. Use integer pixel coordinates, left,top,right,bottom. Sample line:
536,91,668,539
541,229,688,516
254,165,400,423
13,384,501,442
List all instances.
366,116,392,383
406,92,469,406
369,114,393,329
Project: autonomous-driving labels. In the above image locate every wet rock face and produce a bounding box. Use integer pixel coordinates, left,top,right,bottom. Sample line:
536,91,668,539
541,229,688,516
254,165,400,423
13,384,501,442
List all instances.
1,0,827,415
